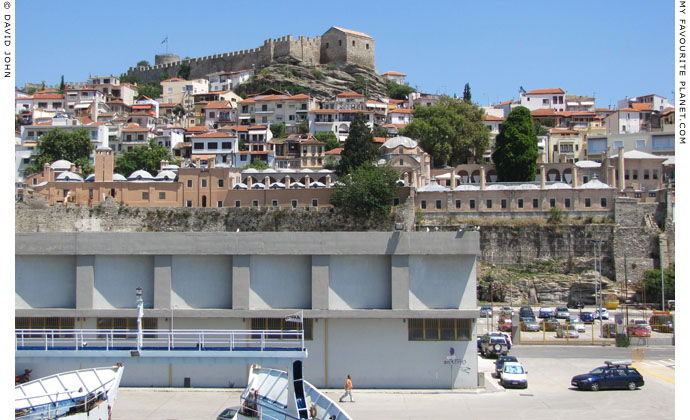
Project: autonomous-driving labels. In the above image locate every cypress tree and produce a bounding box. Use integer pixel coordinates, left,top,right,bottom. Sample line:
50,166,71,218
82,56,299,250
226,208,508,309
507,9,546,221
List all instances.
492,106,539,182
336,112,378,176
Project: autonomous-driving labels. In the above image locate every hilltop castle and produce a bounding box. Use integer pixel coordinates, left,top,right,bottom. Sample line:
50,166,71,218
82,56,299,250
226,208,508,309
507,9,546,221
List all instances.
127,27,376,84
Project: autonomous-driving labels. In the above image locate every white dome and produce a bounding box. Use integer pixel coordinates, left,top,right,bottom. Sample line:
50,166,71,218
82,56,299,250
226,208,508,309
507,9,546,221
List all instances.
85,174,95,182
546,182,572,190
50,159,72,171
382,136,417,149
251,182,266,189
519,183,540,190
486,184,508,190
575,160,601,169
578,178,614,190
113,174,127,182
155,170,177,181
128,169,154,181
417,179,449,192
56,171,83,182
233,182,248,190
242,168,259,173
161,164,180,171
454,184,479,191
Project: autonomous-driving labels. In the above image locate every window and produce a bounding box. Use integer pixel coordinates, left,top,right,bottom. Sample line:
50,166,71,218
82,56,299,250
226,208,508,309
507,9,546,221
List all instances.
339,40,342,46
634,193,642,198
613,141,624,150
455,199,461,209
186,200,193,207
218,179,224,188
532,198,539,208
209,112,215,118
89,188,93,200
435,200,442,210
632,170,638,180
469,200,476,209
201,179,207,188
97,318,157,338
208,142,218,150
159,192,165,200
326,42,329,48
193,143,203,150
291,200,298,208
252,200,259,207
142,192,149,200
16,317,75,338
408,319,471,341
653,169,659,179
235,200,241,207
486,199,492,209
625,170,630,180
565,198,571,208
501,199,507,209
366,43,369,49
601,197,607,207
517,199,524,209
643,170,649,180
272,200,279,207
649,192,657,198
549,198,556,208
400,159,404,165
585,198,591,207
421,200,427,209
251,318,313,341
187,179,192,188
222,142,232,149
636,140,646,149
217,201,223,207
352,40,355,46
312,199,318,207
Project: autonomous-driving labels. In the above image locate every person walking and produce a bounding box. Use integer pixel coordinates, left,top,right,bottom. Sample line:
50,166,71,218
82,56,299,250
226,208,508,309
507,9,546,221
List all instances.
339,374,353,402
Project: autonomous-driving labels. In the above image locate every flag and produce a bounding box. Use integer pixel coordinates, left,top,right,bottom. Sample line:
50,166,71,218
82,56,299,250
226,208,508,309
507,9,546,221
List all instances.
285,311,303,324
161,36,168,45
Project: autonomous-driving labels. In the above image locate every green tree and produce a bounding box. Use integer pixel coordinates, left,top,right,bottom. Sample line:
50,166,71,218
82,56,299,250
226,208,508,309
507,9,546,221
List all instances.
330,164,399,219
24,128,94,176
178,63,191,80
114,139,175,176
349,75,368,96
314,131,340,151
172,104,185,119
297,119,309,134
137,60,150,67
386,80,415,100
492,106,539,182
402,96,490,166
58,75,65,94
270,122,286,138
244,157,270,170
160,70,171,81
137,83,162,99
372,125,388,138
463,83,472,103
323,155,340,170
533,117,555,136
642,265,675,304
337,112,378,176
119,73,139,84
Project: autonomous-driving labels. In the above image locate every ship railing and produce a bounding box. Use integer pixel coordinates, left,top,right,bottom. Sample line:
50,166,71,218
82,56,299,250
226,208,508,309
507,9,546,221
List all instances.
15,378,113,419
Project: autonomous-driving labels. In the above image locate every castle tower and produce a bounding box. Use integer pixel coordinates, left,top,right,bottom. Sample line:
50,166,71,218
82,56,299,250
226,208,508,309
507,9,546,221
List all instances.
155,54,180,66
320,27,375,69
94,146,114,182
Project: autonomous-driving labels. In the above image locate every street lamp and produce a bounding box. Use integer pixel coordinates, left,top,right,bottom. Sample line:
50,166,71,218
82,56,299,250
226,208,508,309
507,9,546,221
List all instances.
590,240,605,339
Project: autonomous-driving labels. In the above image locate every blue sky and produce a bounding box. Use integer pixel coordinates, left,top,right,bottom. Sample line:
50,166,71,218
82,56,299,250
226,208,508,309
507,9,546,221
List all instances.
17,0,673,108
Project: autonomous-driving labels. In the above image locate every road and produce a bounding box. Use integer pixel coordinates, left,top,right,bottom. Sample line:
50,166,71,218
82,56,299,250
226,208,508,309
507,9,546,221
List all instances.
112,344,675,420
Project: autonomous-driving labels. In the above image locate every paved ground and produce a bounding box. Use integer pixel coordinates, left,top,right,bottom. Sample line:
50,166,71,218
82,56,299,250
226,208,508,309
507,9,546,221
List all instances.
112,345,675,420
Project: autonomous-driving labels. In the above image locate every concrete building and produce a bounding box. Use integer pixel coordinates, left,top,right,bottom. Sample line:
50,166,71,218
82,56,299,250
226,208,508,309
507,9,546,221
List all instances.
519,88,566,112
15,231,480,389
547,128,585,163
207,70,254,92
604,108,641,134
618,94,671,113
380,71,406,84
161,78,209,109
586,132,675,161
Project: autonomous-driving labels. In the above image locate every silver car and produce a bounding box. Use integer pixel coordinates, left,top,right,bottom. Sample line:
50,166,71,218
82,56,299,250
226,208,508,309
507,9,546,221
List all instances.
567,316,586,333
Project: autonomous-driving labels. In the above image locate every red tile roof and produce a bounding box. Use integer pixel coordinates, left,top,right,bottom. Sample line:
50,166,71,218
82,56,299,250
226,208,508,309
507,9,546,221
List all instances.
484,115,504,121
161,78,185,83
193,131,233,138
618,108,639,112
337,91,365,98
526,88,564,95
225,125,248,132
390,108,412,114
531,108,559,116
203,101,232,109
33,93,64,100
631,103,653,111
549,128,579,135
287,93,310,100
325,147,343,155
122,123,149,133
185,125,211,133
248,125,268,130
332,27,373,39
373,137,387,143
494,100,517,106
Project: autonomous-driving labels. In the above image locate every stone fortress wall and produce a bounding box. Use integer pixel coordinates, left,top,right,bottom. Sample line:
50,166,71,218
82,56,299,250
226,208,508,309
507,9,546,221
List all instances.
127,28,375,84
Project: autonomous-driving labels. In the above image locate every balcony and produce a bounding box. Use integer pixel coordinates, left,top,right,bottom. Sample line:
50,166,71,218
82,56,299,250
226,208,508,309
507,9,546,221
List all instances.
255,107,275,114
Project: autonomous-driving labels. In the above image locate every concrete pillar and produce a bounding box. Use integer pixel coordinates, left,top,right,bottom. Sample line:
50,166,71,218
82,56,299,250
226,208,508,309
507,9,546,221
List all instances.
311,256,329,310
153,255,172,309
285,175,291,189
450,171,456,189
247,176,253,188
232,255,250,310
608,166,616,189
617,146,625,191
572,165,579,188
480,166,486,190
325,175,331,188
305,175,311,188
391,255,410,310
540,165,546,189
75,256,95,309
264,176,270,188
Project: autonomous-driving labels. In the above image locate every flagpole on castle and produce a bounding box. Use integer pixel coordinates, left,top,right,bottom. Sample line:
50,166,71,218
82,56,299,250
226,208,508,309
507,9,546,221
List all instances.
162,35,169,55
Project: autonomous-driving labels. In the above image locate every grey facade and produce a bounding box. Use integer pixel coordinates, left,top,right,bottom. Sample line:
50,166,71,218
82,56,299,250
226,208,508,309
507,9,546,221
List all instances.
16,232,479,389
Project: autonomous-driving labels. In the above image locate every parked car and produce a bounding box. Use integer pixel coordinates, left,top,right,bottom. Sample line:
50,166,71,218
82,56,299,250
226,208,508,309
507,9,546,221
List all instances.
519,306,535,320
500,306,515,315
217,407,239,420
488,331,512,349
580,312,595,323
494,355,518,378
593,308,610,320
500,362,528,389
571,360,644,391
630,319,652,332
602,323,617,338
557,323,580,338
628,324,651,337
568,316,586,333
479,333,510,358
667,300,675,311
498,315,513,332
538,307,554,319
649,314,674,333
542,317,560,332
480,305,493,318
554,307,570,319
567,300,585,309
520,316,541,332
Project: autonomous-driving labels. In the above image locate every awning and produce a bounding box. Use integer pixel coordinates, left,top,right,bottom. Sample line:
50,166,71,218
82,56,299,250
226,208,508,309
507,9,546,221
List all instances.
191,154,218,160
132,105,152,109
74,104,90,109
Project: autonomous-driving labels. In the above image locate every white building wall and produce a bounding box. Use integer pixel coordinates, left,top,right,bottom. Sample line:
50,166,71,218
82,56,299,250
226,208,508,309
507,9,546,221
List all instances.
15,256,76,308
408,255,476,309
171,255,232,309
328,256,391,309
250,256,311,309
93,256,154,308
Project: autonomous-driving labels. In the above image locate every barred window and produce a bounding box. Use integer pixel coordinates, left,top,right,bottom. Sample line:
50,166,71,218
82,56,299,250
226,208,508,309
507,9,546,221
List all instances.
408,319,472,341
250,318,313,341
16,317,75,337
97,317,158,338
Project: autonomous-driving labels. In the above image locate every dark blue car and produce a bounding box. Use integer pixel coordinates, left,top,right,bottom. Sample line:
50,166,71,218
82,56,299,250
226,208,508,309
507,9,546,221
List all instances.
571,361,644,391
579,311,595,323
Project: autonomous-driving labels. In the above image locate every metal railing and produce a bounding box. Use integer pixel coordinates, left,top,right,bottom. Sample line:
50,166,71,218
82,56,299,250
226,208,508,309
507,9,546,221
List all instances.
16,329,305,353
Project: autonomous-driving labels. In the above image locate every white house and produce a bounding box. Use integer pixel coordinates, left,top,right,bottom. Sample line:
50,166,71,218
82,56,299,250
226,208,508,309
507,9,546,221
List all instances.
618,94,671,113
119,123,153,152
207,69,254,92
132,96,160,118
191,131,238,165
203,101,235,128
154,125,186,154
519,88,566,112
161,78,209,109
604,108,641,134
380,70,407,84
388,108,412,125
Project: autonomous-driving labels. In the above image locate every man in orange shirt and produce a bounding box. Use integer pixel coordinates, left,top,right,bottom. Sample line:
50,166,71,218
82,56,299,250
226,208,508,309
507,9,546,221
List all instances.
339,374,353,402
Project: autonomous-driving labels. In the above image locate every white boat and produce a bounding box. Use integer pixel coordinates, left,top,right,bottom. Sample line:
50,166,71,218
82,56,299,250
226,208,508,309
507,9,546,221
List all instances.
15,363,125,420
231,362,352,420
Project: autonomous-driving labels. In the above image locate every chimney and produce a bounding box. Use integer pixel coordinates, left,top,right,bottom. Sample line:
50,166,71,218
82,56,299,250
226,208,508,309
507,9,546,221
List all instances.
160,160,169,171
325,175,331,188
572,165,579,188
479,166,486,190
209,157,215,168
305,175,311,188
540,165,546,189
70,163,76,173
42,163,53,183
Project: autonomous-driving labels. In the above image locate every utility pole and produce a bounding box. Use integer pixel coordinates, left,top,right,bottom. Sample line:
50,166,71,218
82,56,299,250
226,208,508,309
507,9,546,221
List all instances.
136,287,144,351
660,235,665,311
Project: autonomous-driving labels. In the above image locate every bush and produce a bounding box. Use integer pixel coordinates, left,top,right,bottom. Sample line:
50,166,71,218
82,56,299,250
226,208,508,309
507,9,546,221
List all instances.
548,207,563,224
311,69,324,81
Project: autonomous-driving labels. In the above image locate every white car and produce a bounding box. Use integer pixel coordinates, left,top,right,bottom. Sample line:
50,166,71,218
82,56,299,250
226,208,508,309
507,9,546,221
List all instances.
557,323,580,338
593,308,610,320
568,316,586,333
501,362,528,389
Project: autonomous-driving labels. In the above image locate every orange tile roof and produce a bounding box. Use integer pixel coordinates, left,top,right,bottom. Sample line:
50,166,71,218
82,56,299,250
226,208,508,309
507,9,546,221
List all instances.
661,107,675,116
595,108,616,112
158,103,178,108
390,108,412,114
191,154,218,160
203,101,232,109
325,147,343,155
161,78,185,83
373,137,387,143
236,150,271,155
123,123,149,132
287,93,310,100
33,93,64,100
338,109,373,114
618,108,639,112
631,103,653,111
240,98,256,104
366,100,387,105
337,91,365,98
526,88,564,95
531,108,559,116
382,123,408,128
484,115,504,121
255,94,290,101
193,131,232,138
185,126,211,133
248,125,268,130
225,125,249,132
35,121,53,126
332,27,373,39
494,100,517,106
381,71,406,77
311,109,339,114
549,128,579,135
388,99,404,103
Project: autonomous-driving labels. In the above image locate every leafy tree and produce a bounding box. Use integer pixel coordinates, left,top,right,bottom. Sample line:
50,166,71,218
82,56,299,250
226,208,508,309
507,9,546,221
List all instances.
323,155,340,170
137,60,150,67
642,265,675,304
311,69,324,81
386,80,415,100
244,157,270,170
119,73,139,84
349,75,368,96
297,119,309,134
178,63,191,80
24,128,94,176
314,131,340,151
402,96,490,167
533,117,556,136
172,104,185,119
372,125,388,138
492,106,539,182
463,83,471,103
160,70,171,81
137,83,162,100
114,139,175,176
238,138,247,151
270,122,286,138
58,75,65,94
330,165,399,219
337,112,378,176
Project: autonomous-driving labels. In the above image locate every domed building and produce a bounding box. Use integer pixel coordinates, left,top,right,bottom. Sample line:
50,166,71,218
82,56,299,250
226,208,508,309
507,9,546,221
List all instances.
377,136,431,188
